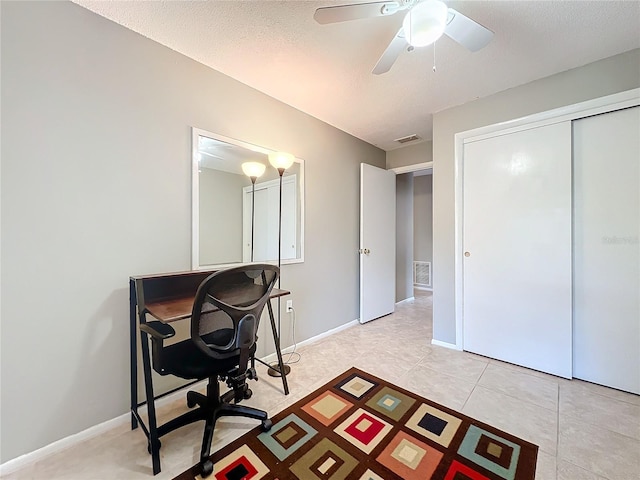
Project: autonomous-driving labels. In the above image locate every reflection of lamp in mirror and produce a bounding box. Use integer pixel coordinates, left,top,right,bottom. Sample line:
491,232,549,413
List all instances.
241,161,266,262
267,151,295,377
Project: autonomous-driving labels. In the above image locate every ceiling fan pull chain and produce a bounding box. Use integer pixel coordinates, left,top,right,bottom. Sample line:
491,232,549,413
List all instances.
433,42,437,72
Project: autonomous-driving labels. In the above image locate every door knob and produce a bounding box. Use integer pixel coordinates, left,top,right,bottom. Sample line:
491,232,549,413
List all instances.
464,252,471,257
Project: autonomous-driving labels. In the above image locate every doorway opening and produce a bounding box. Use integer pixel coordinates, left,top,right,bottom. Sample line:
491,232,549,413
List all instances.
393,162,433,305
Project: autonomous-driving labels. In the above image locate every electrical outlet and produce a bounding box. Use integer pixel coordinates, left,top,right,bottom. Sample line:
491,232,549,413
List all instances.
286,300,293,312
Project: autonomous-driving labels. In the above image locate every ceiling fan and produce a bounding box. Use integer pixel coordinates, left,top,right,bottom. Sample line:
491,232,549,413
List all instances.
314,0,494,74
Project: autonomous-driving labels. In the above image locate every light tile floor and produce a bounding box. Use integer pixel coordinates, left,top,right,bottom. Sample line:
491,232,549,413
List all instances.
3,291,639,479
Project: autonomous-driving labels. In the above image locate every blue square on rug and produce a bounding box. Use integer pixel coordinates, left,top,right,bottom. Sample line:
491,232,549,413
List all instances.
257,413,317,461
457,425,522,480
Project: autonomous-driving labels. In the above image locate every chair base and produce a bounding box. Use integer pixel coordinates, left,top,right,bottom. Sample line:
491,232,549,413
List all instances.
152,376,272,478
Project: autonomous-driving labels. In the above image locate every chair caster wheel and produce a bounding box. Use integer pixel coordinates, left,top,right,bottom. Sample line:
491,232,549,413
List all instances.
200,459,213,478
244,388,253,400
261,419,272,432
147,440,161,454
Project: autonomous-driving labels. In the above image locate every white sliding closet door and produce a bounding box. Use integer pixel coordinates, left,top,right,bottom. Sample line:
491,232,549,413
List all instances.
463,122,573,378
573,106,640,394
243,177,297,262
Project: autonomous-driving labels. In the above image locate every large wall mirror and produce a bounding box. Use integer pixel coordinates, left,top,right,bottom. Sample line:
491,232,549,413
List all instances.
192,128,305,269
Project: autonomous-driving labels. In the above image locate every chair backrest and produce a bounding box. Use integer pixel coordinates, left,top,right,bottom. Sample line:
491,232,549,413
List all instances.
190,264,279,360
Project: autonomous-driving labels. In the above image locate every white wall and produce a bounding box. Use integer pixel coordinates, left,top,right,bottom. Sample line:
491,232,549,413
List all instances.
0,1,385,462
431,49,640,344
395,174,413,302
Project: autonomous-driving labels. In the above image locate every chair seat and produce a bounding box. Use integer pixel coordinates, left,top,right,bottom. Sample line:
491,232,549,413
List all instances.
158,329,256,379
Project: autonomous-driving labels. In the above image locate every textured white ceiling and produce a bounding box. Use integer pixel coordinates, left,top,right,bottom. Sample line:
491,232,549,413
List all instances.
73,0,640,151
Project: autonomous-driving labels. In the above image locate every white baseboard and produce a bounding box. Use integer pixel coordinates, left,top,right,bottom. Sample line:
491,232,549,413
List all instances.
414,286,433,292
0,319,360,475
261,319,359,363
431,339,462,351
0,411,128,476
395,296,415,305
0,378,211,476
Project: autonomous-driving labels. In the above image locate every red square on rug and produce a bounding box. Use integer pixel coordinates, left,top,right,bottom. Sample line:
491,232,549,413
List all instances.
334,408,393,454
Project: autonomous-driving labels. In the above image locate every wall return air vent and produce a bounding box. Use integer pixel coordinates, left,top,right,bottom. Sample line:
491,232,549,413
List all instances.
413,261,431,288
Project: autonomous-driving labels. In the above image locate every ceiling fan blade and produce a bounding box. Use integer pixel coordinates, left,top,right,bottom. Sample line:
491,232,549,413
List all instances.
372,28,407,75
444,8,494,52
314,2,400,24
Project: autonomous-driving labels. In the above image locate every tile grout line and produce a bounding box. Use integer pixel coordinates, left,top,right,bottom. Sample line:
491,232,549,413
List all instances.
471,382,559,416
461,362,488,411
460,383,477,412
414,361,487,387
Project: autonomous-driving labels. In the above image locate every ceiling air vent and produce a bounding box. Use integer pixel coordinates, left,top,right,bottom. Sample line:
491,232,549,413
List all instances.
394,134,421,144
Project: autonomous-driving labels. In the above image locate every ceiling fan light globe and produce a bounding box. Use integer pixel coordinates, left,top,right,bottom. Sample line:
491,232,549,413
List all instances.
403,0,448,47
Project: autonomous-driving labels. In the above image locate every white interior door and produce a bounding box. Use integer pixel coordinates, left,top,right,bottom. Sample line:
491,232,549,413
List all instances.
463,122,573,378
573,106,640,394
360,163,395,323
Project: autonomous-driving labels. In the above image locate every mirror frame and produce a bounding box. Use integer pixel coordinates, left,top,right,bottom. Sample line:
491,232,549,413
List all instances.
191,127,305,270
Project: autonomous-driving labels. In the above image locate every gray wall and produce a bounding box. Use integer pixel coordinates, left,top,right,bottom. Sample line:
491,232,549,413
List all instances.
413,175,433,269
386,141,432,169
199,168,249,265
0,1,385,462
432,48,640,344
395,174,413,302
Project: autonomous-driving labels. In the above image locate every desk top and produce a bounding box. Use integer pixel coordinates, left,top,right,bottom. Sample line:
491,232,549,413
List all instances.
146,287,290,323
130,268,217,282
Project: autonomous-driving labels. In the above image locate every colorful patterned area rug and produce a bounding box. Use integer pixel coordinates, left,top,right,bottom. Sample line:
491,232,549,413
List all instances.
174,367,538,480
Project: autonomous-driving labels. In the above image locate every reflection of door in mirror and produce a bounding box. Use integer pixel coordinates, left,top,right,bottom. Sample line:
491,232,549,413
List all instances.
192,128,305,269
242,176,297,262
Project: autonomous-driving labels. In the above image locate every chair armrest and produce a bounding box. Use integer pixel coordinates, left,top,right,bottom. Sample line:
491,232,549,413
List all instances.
140,321,175,340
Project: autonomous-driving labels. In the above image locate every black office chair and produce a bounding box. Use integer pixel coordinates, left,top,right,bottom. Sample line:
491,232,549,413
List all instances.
140,264,278,477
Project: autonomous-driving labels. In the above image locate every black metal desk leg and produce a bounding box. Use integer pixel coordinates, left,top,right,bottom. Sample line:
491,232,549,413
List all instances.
129,280,138,430
140,331,162,475
266,299,289,395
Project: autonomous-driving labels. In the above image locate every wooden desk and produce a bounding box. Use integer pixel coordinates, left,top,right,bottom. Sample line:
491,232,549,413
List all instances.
145,287,290,323
129,268,290,475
